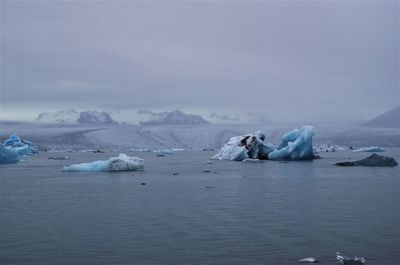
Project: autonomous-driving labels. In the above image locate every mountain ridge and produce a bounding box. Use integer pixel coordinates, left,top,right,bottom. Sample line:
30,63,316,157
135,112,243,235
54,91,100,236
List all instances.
35,109,118,125
138,109,210,125
364,106,400,128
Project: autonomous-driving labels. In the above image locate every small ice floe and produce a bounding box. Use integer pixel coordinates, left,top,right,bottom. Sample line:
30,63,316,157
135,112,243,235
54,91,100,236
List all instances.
48,156,70,160
202,148,215,152
298,257,318,263
353,146,385,152
172,148,187,152
336,251,365,265
92,149,105,153
128,148,150,152
243,158,261,162
62,154,144,172
154,149,174,157
313,144,345,153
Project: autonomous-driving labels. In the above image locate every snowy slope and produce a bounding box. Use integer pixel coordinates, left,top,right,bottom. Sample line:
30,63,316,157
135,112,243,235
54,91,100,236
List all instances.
35,109,80,124
364,106,400,128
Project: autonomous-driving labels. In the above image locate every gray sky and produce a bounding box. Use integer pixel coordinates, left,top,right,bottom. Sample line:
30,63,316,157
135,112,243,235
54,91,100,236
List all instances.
1,1,399,123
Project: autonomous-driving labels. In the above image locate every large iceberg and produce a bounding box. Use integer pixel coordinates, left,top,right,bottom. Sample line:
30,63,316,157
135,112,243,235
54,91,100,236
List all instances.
0,133,38,163
0,145,19,164
213,126,315,161
268,126,315,160
212,131,275,161
3,133,38,155
62,154,144,172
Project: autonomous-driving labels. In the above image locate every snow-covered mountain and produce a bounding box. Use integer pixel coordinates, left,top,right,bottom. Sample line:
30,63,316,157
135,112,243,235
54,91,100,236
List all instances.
364,106,400,128
35,109,118,125
77,111,118,125
138,109,210,125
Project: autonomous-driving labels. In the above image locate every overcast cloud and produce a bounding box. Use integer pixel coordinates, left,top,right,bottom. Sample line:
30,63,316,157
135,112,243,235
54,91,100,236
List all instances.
1,1,398,122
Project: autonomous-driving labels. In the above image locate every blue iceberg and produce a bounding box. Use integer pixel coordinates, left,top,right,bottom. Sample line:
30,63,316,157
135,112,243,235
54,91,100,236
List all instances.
62,154,144,172
213,126,315,161
154,149,174,157
0,133,38,163
353,146,385,152
268,126,315,160
0,145,20,164
3,133,38,155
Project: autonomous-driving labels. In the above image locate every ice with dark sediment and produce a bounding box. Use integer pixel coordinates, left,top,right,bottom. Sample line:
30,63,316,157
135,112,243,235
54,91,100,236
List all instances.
212,130,275,161
336,251,365,265
313,144,345,153
213,126,315,161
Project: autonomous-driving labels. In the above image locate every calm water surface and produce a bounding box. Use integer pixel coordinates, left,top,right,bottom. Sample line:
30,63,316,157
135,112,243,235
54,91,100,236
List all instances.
1,149,399,265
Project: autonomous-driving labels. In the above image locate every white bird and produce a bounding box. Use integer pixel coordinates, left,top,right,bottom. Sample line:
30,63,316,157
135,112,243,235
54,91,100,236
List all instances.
298,257,318,263
336,251,366,265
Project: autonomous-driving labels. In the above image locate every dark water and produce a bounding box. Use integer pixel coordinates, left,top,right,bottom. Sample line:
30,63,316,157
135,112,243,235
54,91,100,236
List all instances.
1,150,399,265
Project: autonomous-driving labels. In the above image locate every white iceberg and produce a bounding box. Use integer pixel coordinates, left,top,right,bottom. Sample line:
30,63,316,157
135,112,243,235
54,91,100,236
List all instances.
213,130,276,161
353,146,385,152
62,154,144,172
3,133,38,155
313,144,345,153
213,126,315,161
128,148,151,152
0,145,20,164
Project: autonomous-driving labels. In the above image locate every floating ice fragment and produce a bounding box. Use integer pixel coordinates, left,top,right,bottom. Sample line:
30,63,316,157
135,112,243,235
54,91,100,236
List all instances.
353,146,385,152
128,148,150,152
62,154,144,172
298,257,318,263
336,251,365,265
314,144,345,153
154,149,174,156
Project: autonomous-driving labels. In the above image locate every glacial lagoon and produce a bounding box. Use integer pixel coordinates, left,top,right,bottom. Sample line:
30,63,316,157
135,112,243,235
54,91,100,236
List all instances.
1,149,399,265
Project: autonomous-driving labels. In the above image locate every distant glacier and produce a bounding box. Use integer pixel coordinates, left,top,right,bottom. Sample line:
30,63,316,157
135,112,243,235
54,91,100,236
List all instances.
0,122,399,152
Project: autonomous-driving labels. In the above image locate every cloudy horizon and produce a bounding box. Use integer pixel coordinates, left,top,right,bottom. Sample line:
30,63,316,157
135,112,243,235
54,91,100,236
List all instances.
1,1,398,123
